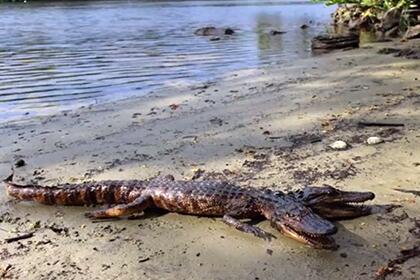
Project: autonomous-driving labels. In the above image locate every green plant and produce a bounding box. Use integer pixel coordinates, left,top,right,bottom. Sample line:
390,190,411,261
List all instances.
313,0,414,10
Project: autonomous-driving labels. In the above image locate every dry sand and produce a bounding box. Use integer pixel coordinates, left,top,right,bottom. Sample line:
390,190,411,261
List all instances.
0,39,419,280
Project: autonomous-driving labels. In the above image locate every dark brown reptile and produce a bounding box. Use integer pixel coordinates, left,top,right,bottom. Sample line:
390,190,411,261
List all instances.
3,173,374,249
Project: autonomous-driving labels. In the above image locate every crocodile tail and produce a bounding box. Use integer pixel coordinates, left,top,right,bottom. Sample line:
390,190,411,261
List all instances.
3,175,126,206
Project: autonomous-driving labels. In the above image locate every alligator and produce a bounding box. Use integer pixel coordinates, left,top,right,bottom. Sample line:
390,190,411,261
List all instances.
3,173,374,249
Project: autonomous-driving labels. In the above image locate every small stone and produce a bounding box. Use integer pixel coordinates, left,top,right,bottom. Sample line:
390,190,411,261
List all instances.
191,168,205,180
340,252,348,258
329,140,348,150
169,104,179,110
31,220,41,229
300,24,309,29
224,28,235,35
367,137,383,145
14,159,26,168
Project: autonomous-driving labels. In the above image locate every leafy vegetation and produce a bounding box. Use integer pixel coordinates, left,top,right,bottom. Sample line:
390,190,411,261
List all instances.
314,0,414,10
314,0,418,32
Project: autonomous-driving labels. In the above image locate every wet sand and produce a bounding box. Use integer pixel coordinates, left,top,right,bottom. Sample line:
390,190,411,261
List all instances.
0,39,419,280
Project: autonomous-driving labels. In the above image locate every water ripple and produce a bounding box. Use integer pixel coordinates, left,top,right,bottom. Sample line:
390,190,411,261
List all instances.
0,0,334,121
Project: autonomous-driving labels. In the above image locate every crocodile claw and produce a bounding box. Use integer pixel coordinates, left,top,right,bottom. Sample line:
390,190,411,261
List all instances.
85,210,108,219
84,211,97,219
247,226,275,241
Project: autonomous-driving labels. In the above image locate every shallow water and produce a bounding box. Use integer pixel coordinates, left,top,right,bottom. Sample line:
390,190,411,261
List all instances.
0,0,334,121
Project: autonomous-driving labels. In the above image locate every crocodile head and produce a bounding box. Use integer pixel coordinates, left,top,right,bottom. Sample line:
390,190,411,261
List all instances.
296,185,375,220
267,198,339,250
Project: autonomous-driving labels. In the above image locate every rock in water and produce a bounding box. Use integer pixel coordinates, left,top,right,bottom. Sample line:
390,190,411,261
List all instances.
269,30,286,35
367,137,384,145
329,140,348,150
311,33,359,50
194,27,235,36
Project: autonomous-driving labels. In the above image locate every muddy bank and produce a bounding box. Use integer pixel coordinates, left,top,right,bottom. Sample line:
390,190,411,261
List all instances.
0,39,420,279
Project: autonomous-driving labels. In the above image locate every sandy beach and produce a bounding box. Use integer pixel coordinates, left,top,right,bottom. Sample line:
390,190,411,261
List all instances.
0,39,419,280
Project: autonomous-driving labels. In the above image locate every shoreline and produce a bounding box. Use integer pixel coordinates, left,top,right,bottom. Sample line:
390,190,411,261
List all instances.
1,39,419,279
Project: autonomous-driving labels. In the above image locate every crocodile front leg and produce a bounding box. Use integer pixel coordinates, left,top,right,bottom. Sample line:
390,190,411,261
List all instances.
222,214,274,241
85,195,153,219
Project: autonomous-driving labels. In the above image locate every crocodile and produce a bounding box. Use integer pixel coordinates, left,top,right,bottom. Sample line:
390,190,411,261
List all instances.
3,173,374,249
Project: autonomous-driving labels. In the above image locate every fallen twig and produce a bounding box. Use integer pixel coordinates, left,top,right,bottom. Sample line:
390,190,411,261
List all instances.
393,188,420,197
375,246,420,280
5,232,34,243
138,257,150,263
91,218,121,223
358,121,405,127
268,136,282,140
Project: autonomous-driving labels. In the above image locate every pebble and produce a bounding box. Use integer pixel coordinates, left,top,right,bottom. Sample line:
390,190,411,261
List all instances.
329,140,348,150
14,159,26,168
340,252,348,258
367,136,384,145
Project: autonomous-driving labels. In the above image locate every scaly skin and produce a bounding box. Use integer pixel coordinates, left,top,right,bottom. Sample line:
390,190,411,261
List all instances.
3,173,374,249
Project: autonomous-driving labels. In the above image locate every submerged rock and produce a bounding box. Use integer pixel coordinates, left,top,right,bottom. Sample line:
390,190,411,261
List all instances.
269,30,286,36
367,136,384,145
194,27,235,36
329,140,348,150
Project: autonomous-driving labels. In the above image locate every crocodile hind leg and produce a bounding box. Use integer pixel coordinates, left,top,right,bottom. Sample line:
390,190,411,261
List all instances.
222,214,274,241
85,195,153,219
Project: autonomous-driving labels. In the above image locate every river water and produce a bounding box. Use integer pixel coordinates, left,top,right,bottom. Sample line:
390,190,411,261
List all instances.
0,0,334,122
